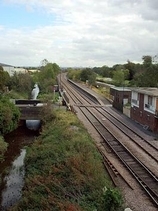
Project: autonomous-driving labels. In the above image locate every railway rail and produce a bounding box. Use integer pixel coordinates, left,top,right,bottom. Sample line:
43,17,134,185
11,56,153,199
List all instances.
93,107,158,164
59,74,158,207
79,106,158,206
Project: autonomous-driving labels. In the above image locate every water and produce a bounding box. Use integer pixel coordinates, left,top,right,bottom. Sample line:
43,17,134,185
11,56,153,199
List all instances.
1,149,26,210
0,125,38,210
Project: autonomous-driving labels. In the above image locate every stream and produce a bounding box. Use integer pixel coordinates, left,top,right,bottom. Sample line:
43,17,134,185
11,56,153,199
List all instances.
0,125,39,210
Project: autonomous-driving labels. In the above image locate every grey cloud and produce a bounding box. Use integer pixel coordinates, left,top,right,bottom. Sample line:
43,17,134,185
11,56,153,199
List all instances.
141,11,158,21
146,0,158,10
107,0,142,7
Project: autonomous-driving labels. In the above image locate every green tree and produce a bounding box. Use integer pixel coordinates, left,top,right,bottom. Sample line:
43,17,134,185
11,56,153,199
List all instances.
80,68,96,86
0,96,20,135
37,62,60,93
40,59,49,69
93,65,112,78
124,60,136,80
132,55,158,87
80,68,91,82
88,72,97,86
9,72,33,96
67,68,82,81
0,67,10,91
142,55,152,67
18,72,34,94
112,69,129,86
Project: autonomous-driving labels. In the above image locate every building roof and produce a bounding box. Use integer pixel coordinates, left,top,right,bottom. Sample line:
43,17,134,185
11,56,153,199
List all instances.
111,87,131,92
0,63,13,67
131,87,158,97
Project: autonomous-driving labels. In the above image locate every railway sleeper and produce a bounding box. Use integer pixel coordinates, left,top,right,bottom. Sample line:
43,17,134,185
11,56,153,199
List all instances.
100,152,119,177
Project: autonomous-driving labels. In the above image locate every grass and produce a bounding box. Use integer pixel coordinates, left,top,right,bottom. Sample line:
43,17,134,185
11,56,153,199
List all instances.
11,110,123,211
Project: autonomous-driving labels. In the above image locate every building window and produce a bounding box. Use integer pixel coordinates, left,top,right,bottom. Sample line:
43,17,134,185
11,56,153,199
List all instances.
148,96,152,105
132,92,139,105
144,95,155,112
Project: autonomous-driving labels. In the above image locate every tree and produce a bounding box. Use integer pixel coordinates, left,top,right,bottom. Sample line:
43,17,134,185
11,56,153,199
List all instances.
124,60,136,80
40,59,49,68
67,68,82,81
142,55,152,67
88,72,97,86
132,64,158,87
112,69,129,86
131,55,158,87
80,68,91,82
80,68,97,87
9,72,33,97
37,62,60,93
93,65,111,78
0,96,20,135
0,67,10,91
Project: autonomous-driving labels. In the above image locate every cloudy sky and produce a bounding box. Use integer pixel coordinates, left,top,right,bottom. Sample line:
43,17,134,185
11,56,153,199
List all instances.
0,0,158,67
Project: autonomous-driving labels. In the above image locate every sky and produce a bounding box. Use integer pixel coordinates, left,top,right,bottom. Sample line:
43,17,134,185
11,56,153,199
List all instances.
0,0,158,67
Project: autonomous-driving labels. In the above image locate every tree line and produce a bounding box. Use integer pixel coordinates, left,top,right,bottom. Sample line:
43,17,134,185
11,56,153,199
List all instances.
67,55,158,87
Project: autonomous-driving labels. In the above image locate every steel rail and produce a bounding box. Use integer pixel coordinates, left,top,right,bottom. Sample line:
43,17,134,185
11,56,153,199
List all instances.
79,106,158,207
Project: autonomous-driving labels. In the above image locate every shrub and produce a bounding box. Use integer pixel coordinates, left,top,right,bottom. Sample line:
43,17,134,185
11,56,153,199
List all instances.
100,187,123,211
0,135,8,162
0,96,20,134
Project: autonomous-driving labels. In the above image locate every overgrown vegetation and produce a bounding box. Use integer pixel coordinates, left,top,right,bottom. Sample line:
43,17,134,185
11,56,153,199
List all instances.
11,110,123,211
0,96,20,135
0,66,10,91
0,135,8,162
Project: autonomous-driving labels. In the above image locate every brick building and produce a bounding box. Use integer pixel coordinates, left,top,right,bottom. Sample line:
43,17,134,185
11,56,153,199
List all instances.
131,88,158,132
110,87,131,112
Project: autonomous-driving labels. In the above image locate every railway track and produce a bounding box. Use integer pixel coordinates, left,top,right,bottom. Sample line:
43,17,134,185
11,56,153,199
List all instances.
94,107,158,163
59,74,158,207
79,106,158,207
101,107,158,150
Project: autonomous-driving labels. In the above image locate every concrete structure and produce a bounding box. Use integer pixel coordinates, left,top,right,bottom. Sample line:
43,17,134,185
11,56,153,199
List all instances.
131,87,158,132
0,63,15,76
14,99,44,120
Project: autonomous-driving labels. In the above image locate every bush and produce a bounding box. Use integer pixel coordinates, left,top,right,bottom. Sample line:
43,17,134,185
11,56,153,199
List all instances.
0,135,8,162
100,187,123,211
0,96,20,135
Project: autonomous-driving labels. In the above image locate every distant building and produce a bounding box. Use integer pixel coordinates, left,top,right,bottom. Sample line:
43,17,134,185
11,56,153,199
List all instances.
0,63,14,76
27,69,39,73
131,87,158,132
14,67,27,74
